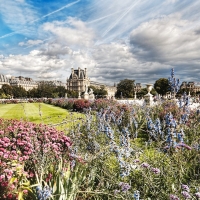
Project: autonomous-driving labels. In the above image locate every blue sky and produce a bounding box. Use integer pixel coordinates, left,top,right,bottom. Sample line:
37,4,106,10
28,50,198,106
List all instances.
0,0,200,86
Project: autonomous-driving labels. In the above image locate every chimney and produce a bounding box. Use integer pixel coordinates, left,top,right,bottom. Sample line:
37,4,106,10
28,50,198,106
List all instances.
78,67,80,78
85,68,87,78
71,68,74,75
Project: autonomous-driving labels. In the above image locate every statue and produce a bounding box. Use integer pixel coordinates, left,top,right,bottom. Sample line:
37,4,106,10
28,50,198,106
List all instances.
85,84,88,94
89,88,95,100
89,88,93,95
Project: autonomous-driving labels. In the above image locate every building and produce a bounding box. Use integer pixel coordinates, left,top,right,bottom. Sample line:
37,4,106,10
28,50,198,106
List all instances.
38,80,66,88
0,74,10,88
66,68,90,93
9,76,38,91
180,81,200,94
66,68,117,98
90,81,116,98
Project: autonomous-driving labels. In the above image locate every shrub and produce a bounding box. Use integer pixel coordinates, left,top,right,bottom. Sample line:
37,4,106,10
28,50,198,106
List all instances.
73,99,91,111
0,119,73,199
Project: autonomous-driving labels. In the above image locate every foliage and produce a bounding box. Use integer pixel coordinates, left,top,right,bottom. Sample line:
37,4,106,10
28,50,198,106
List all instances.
0,119,73,199
154,78,170,95
0,98,200,199
116,79,135,98
89,85,108,98
12,85,27,98
73,99,91,111
65,90,78,98
0,84,13,98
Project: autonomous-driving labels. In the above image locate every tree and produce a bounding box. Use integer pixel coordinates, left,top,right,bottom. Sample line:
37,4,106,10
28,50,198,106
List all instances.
1,84,13,97
116,79,135,98
154,78,169,95
54,86,67,98
37,83,54,98
12,85,27,98
66,90,78,98
28,88,38,98
89,85,108,98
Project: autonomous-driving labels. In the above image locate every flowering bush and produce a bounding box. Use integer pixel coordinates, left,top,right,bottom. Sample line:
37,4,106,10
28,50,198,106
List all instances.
0,96,200,199
73,99,91,111
0,119,73,199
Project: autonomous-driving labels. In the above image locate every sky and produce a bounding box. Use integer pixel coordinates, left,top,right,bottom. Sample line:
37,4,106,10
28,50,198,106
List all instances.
0,0,200,86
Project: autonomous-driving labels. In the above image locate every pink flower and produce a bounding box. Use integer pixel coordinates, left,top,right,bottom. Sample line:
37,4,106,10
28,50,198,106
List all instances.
3,154,8,159
18,157,23,162
10,184,15,190
29,171,34,177
0,175,5,179
23,190,28,194
13,156,18,160
7,193,13,199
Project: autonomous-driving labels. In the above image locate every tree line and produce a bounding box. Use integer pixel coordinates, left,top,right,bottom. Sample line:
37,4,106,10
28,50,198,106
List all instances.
0,78,196,99
0,84,108,99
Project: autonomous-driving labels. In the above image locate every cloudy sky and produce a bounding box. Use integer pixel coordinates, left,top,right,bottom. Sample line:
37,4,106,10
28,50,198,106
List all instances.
0,0,200,86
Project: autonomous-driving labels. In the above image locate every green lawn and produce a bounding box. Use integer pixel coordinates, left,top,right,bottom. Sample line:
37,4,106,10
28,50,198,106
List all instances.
0,103,83,132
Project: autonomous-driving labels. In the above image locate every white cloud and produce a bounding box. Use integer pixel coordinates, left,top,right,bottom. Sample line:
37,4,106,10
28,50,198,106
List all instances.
42,18,95,49
0,0,37,36
130,14,200,64
89,42,169,85
18,40,43,47
0,50,68,80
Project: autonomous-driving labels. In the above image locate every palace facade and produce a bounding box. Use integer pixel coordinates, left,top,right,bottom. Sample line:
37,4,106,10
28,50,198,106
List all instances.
9,76,38,91
66,68,90,93
0,74,10,88
0,74,67,91
66,68,117,98
180,82,200,93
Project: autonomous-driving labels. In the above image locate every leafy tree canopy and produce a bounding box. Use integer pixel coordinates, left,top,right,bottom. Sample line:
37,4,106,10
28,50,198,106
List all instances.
12,85,27,98
154,78,169,95
1,84,13,96
89,85,108,98
116,79,135,98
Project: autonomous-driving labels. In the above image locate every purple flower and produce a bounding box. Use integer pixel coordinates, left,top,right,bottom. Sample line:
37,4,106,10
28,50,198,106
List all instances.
181,184,190,192
151,167,160,174
195,192,200,198
141,162,150,168
114,190,120,195
181,191,191,199
119,182,131,192
170,194,180,200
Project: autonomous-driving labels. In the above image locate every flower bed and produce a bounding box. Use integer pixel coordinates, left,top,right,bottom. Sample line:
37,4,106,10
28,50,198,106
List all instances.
0,97,200,199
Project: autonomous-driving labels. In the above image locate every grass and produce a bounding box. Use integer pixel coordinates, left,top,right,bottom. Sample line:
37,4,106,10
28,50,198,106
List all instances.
0,103,84,132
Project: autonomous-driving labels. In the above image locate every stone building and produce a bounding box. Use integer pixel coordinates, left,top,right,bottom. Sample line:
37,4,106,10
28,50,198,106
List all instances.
38,80,66,88
66,68,90,93
180,81,200,94
9,76,38,91
90,81,116,98
66,68,117,98
0,74,10,88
